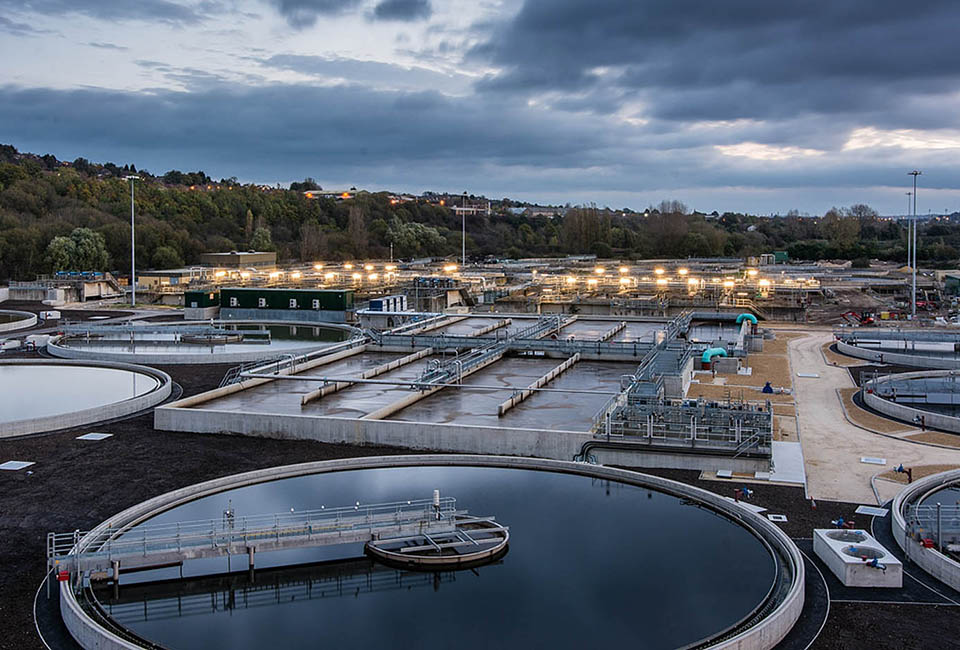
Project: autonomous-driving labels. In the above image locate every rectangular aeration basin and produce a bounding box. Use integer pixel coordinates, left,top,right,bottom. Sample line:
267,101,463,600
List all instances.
813,529,902,587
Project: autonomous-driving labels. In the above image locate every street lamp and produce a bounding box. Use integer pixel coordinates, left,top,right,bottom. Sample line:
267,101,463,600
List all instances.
908,170,922,318
124,175,141,306
461,191,467,269
905,191,912,280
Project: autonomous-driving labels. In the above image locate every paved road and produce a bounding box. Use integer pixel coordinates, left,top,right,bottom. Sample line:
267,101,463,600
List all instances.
789,332,960,504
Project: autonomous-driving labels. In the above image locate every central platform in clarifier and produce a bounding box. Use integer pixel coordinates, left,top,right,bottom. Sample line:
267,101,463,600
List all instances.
813,529,902,587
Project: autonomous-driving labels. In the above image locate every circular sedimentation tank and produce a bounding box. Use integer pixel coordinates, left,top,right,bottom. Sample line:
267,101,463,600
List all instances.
863,371,960,434
0,359,171,437
835,334,960,369
47,320,357,365
0,309,38,333
62,457,804,650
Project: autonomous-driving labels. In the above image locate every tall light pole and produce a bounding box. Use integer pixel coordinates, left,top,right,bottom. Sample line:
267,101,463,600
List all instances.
905,191,912,280
461,191,467,269
124,175,140,306
908,170,922,318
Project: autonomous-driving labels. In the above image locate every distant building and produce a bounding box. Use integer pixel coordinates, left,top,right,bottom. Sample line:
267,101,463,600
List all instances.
199,251,277,269
138,267,214,289
219,287,354,323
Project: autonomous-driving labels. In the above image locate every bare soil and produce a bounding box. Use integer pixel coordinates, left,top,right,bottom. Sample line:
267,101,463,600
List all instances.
838,387,914,434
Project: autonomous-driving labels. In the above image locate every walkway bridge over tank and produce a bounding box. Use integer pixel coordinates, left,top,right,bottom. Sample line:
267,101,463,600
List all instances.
48,494,506,580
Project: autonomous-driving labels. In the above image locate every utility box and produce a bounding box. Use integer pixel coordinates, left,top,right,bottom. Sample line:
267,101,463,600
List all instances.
813,529,902,588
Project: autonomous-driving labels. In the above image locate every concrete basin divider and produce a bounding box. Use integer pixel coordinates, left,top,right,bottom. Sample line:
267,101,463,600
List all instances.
57,455,804,650
0,359,172,438
301,346,433,406
891,468,960,591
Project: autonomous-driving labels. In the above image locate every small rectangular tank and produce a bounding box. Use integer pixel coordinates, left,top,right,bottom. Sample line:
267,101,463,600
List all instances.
813,528,902,587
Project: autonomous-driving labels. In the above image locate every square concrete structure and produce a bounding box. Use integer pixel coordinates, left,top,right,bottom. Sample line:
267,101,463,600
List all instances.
813,529,902,588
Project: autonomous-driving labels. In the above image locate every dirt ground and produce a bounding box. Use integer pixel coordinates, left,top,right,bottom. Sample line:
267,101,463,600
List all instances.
906,431,960,448
877,463,960,485
3,338,960,649
838,387,915,434
688,381,796,403
821,341,865,367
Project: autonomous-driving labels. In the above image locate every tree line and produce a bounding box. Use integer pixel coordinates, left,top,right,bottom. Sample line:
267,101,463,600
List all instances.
0,144,956,281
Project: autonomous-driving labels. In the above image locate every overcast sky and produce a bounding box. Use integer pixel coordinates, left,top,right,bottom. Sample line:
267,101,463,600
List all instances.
2,0,959,214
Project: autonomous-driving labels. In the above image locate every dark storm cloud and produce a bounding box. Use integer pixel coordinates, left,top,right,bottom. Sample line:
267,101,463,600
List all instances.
474,0,960,125
0,83,622,180
267,0,362,26
0,0,205,23
3,81,959,201
372,0,431,21
88,42,129,51
0,16,48,36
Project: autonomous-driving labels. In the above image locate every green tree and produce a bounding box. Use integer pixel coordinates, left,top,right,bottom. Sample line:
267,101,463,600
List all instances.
249,227,274,251
152,245,184,269
46,236,76,271
70,228,109,270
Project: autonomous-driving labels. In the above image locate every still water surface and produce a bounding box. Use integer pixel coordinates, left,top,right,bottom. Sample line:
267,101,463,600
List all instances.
100,466,776,650
0,365,158,423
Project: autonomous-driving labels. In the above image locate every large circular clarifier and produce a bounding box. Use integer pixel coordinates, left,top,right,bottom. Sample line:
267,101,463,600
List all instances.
85,462,793,650
0,309,38,332
47,321,356,365
0,360,170,436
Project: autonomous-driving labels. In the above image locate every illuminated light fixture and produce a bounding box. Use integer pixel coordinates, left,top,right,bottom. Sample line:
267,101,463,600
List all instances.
687,277,699,286
678,268,689,276
385,265,397,271
313,263,323,270
368,273,378,280
619,277,631,285
566,276,577,285
214,271,227,278
587,278,598,286
723,280,735,288
239,272,251,279
364,264,374,271
656,278,668,286
443,264,458,272
269,271,281,280
619,266,629,274
305,192,313,199
711,278,720,283
290,271,302,280
351,272,362,280
344,263,354,270
324,272,335,280
594,266,605,274
341,192,350,199
758,279,771,287
747,269,758,277
654,268,665,275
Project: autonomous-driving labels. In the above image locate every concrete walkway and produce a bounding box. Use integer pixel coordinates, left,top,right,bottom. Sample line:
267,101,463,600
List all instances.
789,332,960,504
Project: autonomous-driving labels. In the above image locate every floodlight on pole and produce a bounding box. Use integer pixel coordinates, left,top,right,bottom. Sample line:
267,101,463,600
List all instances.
124,175,141,306
905,191,912,282
908,170,921,318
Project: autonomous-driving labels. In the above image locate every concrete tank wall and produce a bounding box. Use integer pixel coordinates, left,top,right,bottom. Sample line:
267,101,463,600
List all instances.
836,340,960,370
862,370,960,434
0,309,37,332
0,359,171,438
59,455,804,650
891,468,960,592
